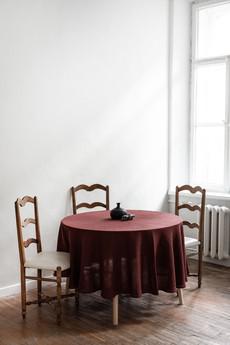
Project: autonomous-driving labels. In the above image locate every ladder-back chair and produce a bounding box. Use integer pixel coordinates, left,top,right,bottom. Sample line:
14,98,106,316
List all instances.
71,184,110,214
15,195,76,324
175,185,206,288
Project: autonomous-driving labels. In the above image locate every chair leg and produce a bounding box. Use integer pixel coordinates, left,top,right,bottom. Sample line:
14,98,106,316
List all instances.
112,295,119,326
75,289,79,307
198,245,203,288
37,269,42,306
21,267,26,319
56,267,62,325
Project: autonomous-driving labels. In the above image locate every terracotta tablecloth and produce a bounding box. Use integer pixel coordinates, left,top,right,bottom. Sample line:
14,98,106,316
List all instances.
57,210,187,299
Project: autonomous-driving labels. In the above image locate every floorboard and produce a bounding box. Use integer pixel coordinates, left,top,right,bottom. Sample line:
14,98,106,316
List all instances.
0,261,229,345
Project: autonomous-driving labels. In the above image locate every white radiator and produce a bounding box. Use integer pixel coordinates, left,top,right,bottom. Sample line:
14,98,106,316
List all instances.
204,205,230,260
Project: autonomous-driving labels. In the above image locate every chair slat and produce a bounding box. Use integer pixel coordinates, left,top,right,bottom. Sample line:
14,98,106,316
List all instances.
183,220,200,229
178,204,201,212
22,218,36,227
177,185,203,194
76,202,106,210
18,196,35,206
74,184,107,192
23,238,38,248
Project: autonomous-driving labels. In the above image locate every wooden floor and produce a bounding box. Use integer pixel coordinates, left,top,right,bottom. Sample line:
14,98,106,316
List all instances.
0,261,229,345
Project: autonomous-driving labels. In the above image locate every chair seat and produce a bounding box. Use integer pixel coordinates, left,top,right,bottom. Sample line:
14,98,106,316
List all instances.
185,237,200,248
24,251,70,271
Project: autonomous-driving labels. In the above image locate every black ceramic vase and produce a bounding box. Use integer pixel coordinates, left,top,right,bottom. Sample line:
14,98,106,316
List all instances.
110,203,128,220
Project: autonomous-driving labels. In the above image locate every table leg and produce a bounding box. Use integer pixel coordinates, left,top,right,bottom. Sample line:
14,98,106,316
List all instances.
177,288,184,305
65,277,70,294
112,295,118,326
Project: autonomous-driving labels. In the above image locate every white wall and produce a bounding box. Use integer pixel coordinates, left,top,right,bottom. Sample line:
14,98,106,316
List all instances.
169,0,191,190
0,0,169,293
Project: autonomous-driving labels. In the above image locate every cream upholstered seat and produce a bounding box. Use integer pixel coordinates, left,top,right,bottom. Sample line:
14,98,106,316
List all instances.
15,195,76,324
175,185,206,288
25,251,70,271
184,237,200,247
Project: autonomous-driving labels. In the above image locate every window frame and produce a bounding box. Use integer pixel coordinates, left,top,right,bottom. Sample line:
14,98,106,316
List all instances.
190,0,230,192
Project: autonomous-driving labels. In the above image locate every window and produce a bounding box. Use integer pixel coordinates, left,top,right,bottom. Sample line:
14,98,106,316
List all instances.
191,0,230,192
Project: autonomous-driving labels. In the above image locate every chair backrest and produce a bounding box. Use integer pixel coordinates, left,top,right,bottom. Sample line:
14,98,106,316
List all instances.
175,185,206,243
71,184,110,214
15,196,42,266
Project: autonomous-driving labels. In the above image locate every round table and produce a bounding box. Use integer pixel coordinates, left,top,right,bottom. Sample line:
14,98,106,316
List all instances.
57,210,187,298
57,210,186,325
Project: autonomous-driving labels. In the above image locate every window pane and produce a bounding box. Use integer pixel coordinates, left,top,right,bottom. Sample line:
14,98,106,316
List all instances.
195,63,226,124
193,127,225,187
197,3,230,59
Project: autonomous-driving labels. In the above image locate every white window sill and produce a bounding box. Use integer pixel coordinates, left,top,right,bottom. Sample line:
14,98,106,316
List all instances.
168,190,230,203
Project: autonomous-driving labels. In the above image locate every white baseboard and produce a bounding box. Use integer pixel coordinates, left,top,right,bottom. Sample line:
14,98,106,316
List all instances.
0,280,36,298
0,275,66,299
203,256,230,267
188,255,230,267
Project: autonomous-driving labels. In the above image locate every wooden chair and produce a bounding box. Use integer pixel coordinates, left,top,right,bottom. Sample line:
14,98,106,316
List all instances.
71,184,110,214
70,184,110,311
15,195,76,324
175,185,206,288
